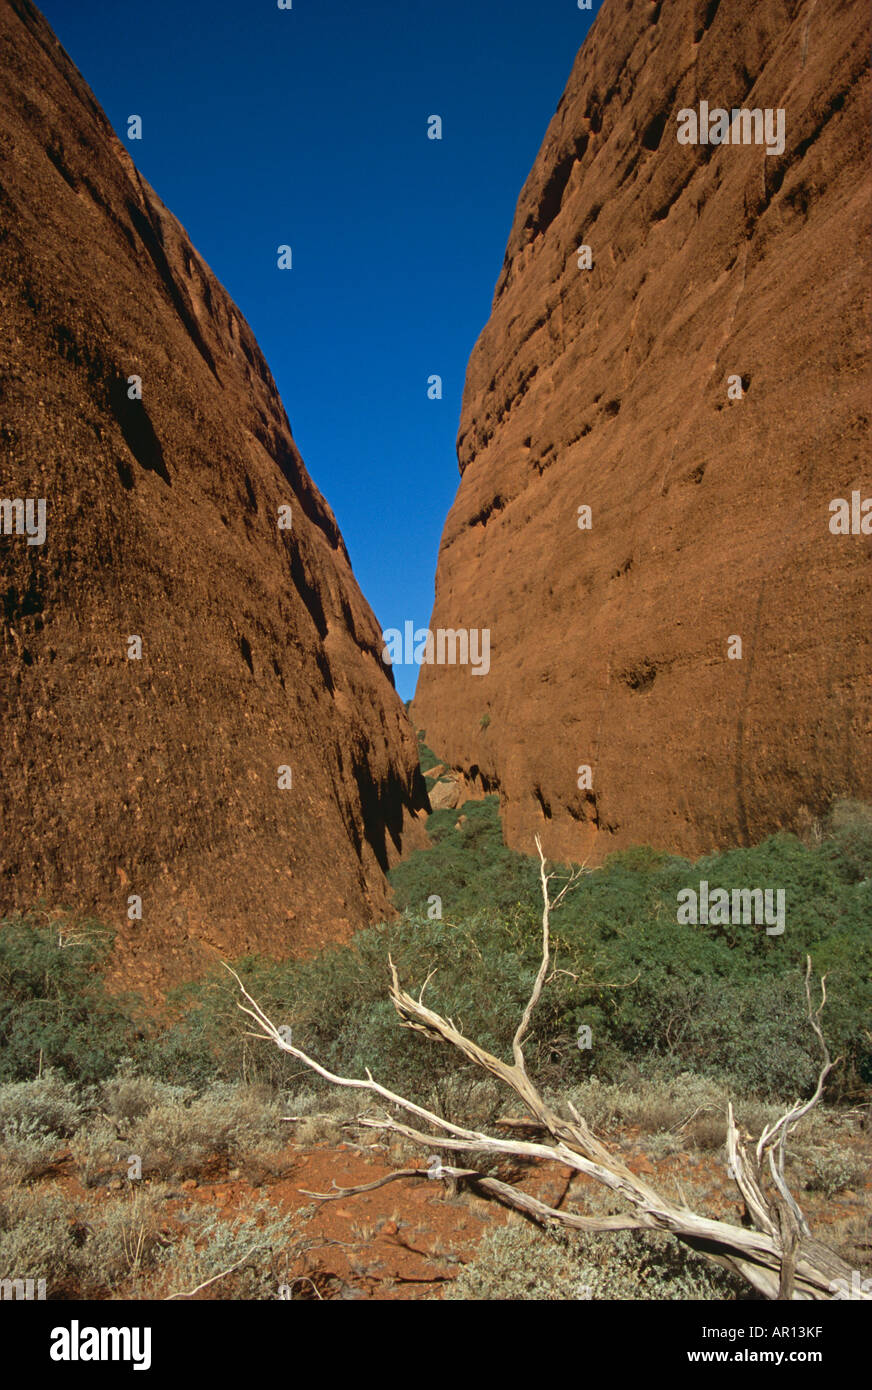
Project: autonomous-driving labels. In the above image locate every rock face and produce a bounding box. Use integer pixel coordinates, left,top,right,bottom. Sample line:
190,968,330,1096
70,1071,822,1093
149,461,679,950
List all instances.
414,0,871,864
0,0,428,990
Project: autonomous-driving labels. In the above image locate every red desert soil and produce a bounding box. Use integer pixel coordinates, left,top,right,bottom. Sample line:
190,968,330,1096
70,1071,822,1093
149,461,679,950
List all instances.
37,1123,872,1300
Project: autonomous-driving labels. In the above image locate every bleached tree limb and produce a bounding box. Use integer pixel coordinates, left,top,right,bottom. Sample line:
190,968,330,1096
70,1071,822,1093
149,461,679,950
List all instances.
302,1163,645,1233
226,852,868,1302
299,1168,447,1200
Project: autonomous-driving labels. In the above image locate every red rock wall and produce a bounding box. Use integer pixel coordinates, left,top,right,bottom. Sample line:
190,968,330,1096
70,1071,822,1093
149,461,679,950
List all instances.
414,0,871,863
0,0,427,990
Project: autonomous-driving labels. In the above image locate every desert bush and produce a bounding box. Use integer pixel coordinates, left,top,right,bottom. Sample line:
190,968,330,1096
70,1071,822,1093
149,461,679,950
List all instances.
686,1113,730,1151
0,1182,302,1300
155,1201,297,1300
100,1065,187,1124
68,1117,127,1188
77,1187,169,1290
558,1070,799,1153
0,1184,173,1297
292,1113,344,1146
4,798,868,1109
126,1082,284,1179
0,1073,84,1138
803,1147,867,1198
0,1119,63,1182
445,1221,747,1301
281,1083,389,1146
0,914,144,1083
820,800,872,884
423,1074,504,1130
559,1071,725,1136
0,1189,80,1287
0,1074,86,1181
645,1130,685,1159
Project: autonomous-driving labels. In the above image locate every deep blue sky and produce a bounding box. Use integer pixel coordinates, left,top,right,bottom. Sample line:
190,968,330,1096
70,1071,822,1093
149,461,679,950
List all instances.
39,0,596,700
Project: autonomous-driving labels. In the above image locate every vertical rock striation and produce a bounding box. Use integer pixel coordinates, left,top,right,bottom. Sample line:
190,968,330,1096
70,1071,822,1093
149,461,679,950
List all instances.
0,0,428,989
415,0,871,862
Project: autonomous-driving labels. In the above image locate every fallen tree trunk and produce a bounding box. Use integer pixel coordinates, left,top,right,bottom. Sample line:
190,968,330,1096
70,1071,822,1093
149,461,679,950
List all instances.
229,839,868,1301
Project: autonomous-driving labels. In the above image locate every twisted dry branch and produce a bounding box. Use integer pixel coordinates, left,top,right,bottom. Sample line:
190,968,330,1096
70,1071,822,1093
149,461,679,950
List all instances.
227,838,867,1301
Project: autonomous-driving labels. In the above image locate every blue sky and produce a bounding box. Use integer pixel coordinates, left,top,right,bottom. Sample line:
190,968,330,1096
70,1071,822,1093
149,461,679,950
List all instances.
39,0,596,701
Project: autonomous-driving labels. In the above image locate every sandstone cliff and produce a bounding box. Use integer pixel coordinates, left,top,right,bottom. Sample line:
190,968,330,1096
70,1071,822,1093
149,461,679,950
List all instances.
414,0,871,863
0,0,428,989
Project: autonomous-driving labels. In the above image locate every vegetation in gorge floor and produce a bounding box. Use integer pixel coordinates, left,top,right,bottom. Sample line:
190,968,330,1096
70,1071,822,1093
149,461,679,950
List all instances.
1,755,869,1297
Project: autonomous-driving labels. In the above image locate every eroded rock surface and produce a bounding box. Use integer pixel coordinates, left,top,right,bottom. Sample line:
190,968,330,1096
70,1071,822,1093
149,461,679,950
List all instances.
415,0,871,862
0,0,428,989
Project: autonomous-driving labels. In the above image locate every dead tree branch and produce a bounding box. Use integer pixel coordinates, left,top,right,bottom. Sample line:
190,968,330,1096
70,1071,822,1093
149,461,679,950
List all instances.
227,843,867,1301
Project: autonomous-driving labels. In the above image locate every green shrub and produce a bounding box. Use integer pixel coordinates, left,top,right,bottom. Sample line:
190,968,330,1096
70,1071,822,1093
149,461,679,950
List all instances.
142,795,870,1104
0,1074,86,1181
0,1073,84,1139
803,1147,867,1198
385,796,872,1099
156,1201,297,1300
445,1222,746,1301
820,800,872,884
125,1082,285,1179
0,914,144,1083
0,1183,301,1299
0,1190,80,1287
3,795,867,1112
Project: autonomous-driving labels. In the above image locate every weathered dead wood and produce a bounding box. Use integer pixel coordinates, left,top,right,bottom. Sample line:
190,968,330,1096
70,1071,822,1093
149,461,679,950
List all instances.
228,838,868,1301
